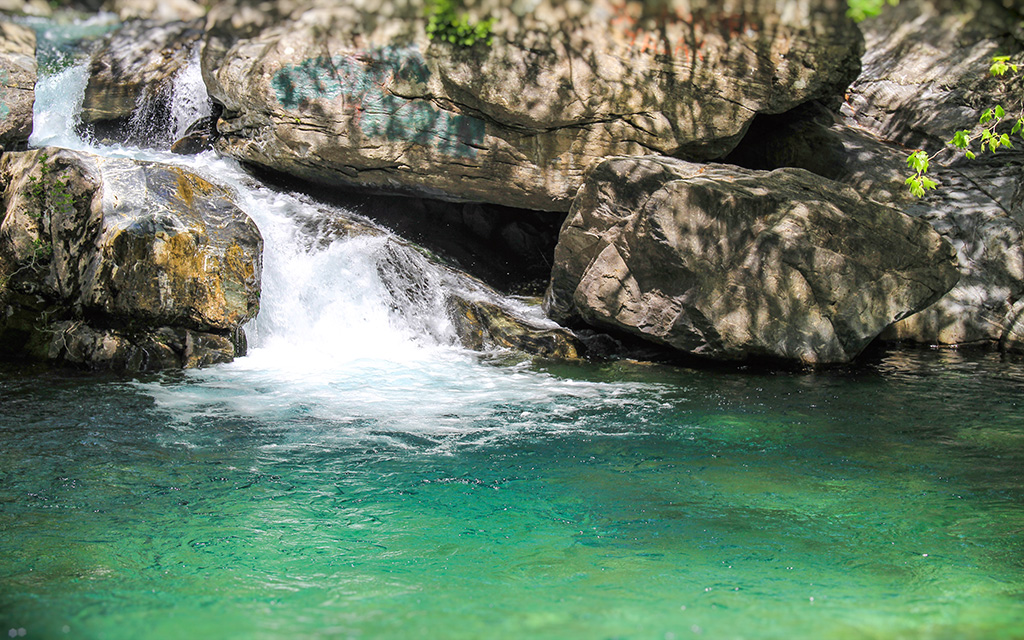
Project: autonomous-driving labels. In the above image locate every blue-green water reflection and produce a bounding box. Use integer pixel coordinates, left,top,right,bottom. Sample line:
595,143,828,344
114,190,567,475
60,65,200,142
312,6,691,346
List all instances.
1,348,1022,639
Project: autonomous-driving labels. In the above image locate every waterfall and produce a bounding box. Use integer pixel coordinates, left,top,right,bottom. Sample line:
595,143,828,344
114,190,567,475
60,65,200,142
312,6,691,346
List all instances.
27,42,465,367
169,45,214,140
29,59,90,149
125,44,213,146
22,17,623,438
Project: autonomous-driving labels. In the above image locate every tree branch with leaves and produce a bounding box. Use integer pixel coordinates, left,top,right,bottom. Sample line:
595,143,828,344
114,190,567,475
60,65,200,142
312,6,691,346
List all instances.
906,55,1023,196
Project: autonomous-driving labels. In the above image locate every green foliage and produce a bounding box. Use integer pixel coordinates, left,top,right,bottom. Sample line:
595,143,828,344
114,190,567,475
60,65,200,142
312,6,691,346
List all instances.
20,153,74,268
846,0,899,22
905,151,938,197
906,54,1023,196
990,55,1019,77
426,0,494,48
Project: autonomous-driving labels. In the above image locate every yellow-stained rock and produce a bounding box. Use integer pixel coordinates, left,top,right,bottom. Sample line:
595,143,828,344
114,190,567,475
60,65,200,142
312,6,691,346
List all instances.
0,147,262,370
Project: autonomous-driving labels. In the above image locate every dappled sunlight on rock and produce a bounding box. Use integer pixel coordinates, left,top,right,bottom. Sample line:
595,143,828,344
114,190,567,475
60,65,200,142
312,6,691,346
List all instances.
546,157,960,364
201,0,861,210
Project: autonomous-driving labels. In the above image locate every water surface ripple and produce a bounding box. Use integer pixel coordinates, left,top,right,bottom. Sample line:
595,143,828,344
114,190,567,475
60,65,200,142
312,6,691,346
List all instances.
2,349,1023,639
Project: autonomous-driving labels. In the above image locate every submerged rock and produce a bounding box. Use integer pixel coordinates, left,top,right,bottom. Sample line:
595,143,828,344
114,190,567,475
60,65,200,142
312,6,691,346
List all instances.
0,147,262,370
171,113,219,155
0,20,36,151
201,0,862,211
727,0,1024,349
545,157,959,365
448,296,581,359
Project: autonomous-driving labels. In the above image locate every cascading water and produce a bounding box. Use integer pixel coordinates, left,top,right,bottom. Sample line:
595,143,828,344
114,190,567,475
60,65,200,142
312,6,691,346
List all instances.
168,45,214,140
3,15,1024,640
26,40,623,441
29,43,460,363
124,44,213,145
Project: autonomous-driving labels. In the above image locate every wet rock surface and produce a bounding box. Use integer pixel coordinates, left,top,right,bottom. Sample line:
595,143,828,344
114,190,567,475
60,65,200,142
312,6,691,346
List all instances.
81,18,208,146
0,147,262,370
0,20,36,152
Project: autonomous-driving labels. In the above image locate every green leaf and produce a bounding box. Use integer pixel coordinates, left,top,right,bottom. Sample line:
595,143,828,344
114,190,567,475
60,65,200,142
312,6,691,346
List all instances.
906,175,925,198
980,109,995,124
922,176,938,190
950,130,970,148
1013,119,1023,135
995,105,1006,119
966,150,976,160
990,56,1013,76
1000,133,1012,148
906,150,929,173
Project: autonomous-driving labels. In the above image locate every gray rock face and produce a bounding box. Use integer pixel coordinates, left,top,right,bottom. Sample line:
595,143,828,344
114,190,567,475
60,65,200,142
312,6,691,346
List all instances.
728,0,1024,349
0,148,262,370
842,0,1020,151
201,0,862,211
545,157,959,364
0,21,36,151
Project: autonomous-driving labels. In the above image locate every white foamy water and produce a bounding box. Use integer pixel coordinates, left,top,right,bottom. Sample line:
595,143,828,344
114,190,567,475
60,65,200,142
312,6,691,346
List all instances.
169,45,213,140
29,61,90,149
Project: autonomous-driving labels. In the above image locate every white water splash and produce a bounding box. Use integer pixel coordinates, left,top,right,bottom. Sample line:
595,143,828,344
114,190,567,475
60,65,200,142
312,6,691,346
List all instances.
169,46,213,140
29,61,90,148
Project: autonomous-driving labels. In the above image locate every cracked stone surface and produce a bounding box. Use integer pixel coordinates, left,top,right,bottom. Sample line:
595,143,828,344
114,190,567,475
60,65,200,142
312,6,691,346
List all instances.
544,156,959,364
201,0,862,211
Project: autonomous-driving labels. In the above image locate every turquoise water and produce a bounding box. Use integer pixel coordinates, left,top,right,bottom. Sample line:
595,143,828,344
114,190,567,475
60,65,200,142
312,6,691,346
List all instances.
2,348,1023,640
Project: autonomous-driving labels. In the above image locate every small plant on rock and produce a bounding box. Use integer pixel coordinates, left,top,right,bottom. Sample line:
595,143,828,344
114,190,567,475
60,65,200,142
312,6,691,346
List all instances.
846,0,899,22
31,238,53,262
426,0,495,47
26,153,76,221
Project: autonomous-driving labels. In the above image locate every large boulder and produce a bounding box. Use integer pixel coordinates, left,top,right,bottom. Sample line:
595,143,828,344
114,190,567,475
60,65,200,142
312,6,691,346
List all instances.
201,0,862,211
0,20,36,151
545,157,959,364
0,148,262,370
726,0,1024,349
